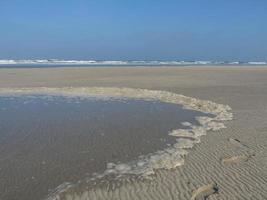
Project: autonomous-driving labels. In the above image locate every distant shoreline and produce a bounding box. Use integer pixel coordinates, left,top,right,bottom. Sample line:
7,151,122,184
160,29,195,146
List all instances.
1,64,267,69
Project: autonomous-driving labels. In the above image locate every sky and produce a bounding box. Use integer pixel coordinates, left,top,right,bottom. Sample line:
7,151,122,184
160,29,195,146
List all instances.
0,0,267,61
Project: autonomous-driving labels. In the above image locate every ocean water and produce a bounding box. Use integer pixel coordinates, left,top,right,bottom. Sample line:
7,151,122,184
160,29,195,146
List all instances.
0,59,266,68
0,94,214,200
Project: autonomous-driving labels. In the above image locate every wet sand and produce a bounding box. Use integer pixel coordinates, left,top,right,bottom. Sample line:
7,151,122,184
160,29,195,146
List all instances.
0,66,267,199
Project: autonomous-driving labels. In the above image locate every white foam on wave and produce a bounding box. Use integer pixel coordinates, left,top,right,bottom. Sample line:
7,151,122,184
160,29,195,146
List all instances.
0,87,233,199
0,59,97,65
0,60,18,64
248,61,267,65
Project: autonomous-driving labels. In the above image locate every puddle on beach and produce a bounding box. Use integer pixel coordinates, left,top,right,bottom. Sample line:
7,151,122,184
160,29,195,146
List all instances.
0,94,212,200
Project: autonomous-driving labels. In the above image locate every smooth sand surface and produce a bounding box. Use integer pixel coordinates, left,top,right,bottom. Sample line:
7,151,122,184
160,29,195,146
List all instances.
1,66,267,199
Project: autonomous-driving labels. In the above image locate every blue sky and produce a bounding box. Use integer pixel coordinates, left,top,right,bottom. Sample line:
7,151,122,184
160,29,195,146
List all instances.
0,0,266,60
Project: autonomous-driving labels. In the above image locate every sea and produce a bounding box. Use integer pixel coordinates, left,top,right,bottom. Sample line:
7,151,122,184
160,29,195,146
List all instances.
0,59,266,68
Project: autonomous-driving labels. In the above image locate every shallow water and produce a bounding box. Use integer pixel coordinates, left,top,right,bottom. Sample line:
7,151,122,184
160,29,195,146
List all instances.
0,95,211,200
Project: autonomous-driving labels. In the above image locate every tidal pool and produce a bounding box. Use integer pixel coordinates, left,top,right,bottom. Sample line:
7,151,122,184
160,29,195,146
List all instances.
0,94,214,200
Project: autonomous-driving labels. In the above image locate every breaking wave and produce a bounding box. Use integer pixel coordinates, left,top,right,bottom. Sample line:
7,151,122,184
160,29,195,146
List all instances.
0,59,266,66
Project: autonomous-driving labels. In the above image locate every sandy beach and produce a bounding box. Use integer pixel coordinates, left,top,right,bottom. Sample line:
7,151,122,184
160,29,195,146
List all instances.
1,65,267,200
